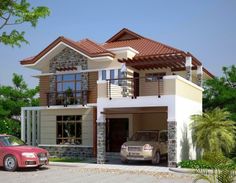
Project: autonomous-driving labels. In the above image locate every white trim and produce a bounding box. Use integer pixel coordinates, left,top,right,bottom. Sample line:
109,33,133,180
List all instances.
107,47,139,54
185,56,192,67
97,80,107,84
23,41,114,68
163,75,204,91
32,67,122,78
21,103,97,111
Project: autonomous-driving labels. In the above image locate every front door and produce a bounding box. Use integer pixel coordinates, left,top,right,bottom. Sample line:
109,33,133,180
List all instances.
106,118,129,152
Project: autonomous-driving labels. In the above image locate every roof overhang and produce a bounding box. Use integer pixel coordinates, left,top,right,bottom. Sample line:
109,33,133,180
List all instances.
20,37,114,70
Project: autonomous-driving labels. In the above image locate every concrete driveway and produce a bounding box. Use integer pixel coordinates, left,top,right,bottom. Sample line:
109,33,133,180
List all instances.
0,164,199,183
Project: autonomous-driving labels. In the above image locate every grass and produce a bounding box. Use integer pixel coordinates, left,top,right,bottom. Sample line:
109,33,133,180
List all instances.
49,157,82,163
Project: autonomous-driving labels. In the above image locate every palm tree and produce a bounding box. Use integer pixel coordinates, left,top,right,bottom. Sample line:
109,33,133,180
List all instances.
191,108,236,154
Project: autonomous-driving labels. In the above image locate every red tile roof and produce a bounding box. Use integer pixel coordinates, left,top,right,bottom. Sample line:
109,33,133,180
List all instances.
103,38,184,58
76,39,114,56
20,28,213,77
20,37,114,65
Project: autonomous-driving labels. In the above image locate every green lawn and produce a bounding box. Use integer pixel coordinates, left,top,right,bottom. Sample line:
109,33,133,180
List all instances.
49,157,81,163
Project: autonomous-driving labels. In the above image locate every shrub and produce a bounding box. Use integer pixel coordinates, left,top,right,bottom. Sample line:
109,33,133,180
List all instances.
0,118,21,138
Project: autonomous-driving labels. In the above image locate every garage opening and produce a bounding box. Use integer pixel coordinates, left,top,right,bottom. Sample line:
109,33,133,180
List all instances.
102,107,168,165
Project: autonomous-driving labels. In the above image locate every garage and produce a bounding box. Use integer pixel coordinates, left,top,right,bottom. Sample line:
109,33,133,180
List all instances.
102,106,168,165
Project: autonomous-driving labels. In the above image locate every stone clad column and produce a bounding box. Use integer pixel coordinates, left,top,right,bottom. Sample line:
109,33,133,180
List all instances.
197,65,203,87
168,121,177,167
185,56,192,81
97,113,106,164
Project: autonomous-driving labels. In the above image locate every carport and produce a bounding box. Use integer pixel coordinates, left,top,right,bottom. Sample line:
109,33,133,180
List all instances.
101,106,168,165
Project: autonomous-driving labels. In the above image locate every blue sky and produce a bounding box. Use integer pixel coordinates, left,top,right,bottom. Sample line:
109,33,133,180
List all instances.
0,0,236,88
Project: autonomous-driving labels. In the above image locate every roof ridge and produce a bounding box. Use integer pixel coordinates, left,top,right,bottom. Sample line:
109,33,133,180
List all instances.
106,28,144,43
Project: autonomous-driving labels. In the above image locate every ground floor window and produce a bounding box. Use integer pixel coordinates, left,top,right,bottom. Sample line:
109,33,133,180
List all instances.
56,115,82,145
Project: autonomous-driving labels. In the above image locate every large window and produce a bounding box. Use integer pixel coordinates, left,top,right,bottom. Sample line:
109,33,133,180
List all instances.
56,115,82,145
56,73,83,105
56,73,81,92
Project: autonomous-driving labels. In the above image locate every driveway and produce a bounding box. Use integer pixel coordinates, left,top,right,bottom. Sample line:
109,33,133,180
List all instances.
0,165,199,183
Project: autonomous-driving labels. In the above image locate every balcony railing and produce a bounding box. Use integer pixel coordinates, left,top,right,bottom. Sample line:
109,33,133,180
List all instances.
106,76,164,99
46,90,88,107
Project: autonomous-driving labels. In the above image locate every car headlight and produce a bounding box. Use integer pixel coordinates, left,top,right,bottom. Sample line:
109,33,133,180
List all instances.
22,152,36,158
143,144,153,150
121,144,127,150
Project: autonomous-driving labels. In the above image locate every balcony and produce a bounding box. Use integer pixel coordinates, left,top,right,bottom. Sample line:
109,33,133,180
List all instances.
106,76,164,99
46,90,88,107
97,75,203,103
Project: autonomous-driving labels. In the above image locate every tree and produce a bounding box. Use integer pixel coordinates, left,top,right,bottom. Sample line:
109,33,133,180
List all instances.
191,108,236,155
0,73,39,120
0,73,39,137
203,65,236,121
0,0,50,47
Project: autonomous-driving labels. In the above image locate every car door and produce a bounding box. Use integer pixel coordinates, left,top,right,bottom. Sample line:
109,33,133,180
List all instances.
0,141,5,166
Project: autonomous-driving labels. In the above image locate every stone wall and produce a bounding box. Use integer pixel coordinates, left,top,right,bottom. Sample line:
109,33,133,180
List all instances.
97,123,106,164
168,121,177,167
49,47,88,93
39,145,93,158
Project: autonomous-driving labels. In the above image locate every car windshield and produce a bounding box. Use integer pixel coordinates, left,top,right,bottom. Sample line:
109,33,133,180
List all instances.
130,131,158,141
0,136,25,146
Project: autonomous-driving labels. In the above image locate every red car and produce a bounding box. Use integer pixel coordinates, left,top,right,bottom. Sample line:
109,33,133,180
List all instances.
0,134,49,171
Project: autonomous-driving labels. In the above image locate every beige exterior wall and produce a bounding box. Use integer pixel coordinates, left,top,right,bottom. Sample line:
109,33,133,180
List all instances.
139,68,171,96
133,113,167,133
106,113,167,138
40,108,93,146
87,58,122,70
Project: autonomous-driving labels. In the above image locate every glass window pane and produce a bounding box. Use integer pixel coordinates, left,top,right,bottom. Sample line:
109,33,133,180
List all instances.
57,116,62,121
110,70,115,84
63,74,75,81
76,115,82,121
57,83,62,92
63,82,75,91
63,123,75,137
102,70,106,80
76,123,82,138
76,73,81,80
76,82,81,90
57,123,62,138
57,75,63,82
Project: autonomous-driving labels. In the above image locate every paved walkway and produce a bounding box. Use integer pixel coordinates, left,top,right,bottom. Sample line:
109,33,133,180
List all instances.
0,164,198,183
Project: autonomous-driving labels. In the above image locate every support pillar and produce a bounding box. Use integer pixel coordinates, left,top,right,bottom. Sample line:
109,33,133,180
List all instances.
32,111,36,146
168,121,177,167
185,56,192,81
97,119,106,164
26,110,31,145
21,109,26,142
37,111,40,145
197,65,203,87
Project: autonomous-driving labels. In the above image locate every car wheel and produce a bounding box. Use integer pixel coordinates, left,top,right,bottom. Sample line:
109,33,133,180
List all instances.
4,155,18,171
152,152,160,165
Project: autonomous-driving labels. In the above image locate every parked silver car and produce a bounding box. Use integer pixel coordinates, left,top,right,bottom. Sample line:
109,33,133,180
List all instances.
120,130,168,164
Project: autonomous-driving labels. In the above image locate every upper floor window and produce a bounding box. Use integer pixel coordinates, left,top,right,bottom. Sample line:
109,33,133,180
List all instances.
145,72,165,82
102,70,106,80
56,73,81,92
110,69,115,84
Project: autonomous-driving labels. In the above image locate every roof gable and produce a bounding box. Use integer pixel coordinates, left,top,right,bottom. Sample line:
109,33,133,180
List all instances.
106,28,144,43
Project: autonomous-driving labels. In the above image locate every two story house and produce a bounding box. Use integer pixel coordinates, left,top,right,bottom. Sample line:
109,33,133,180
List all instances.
20,28,213,167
